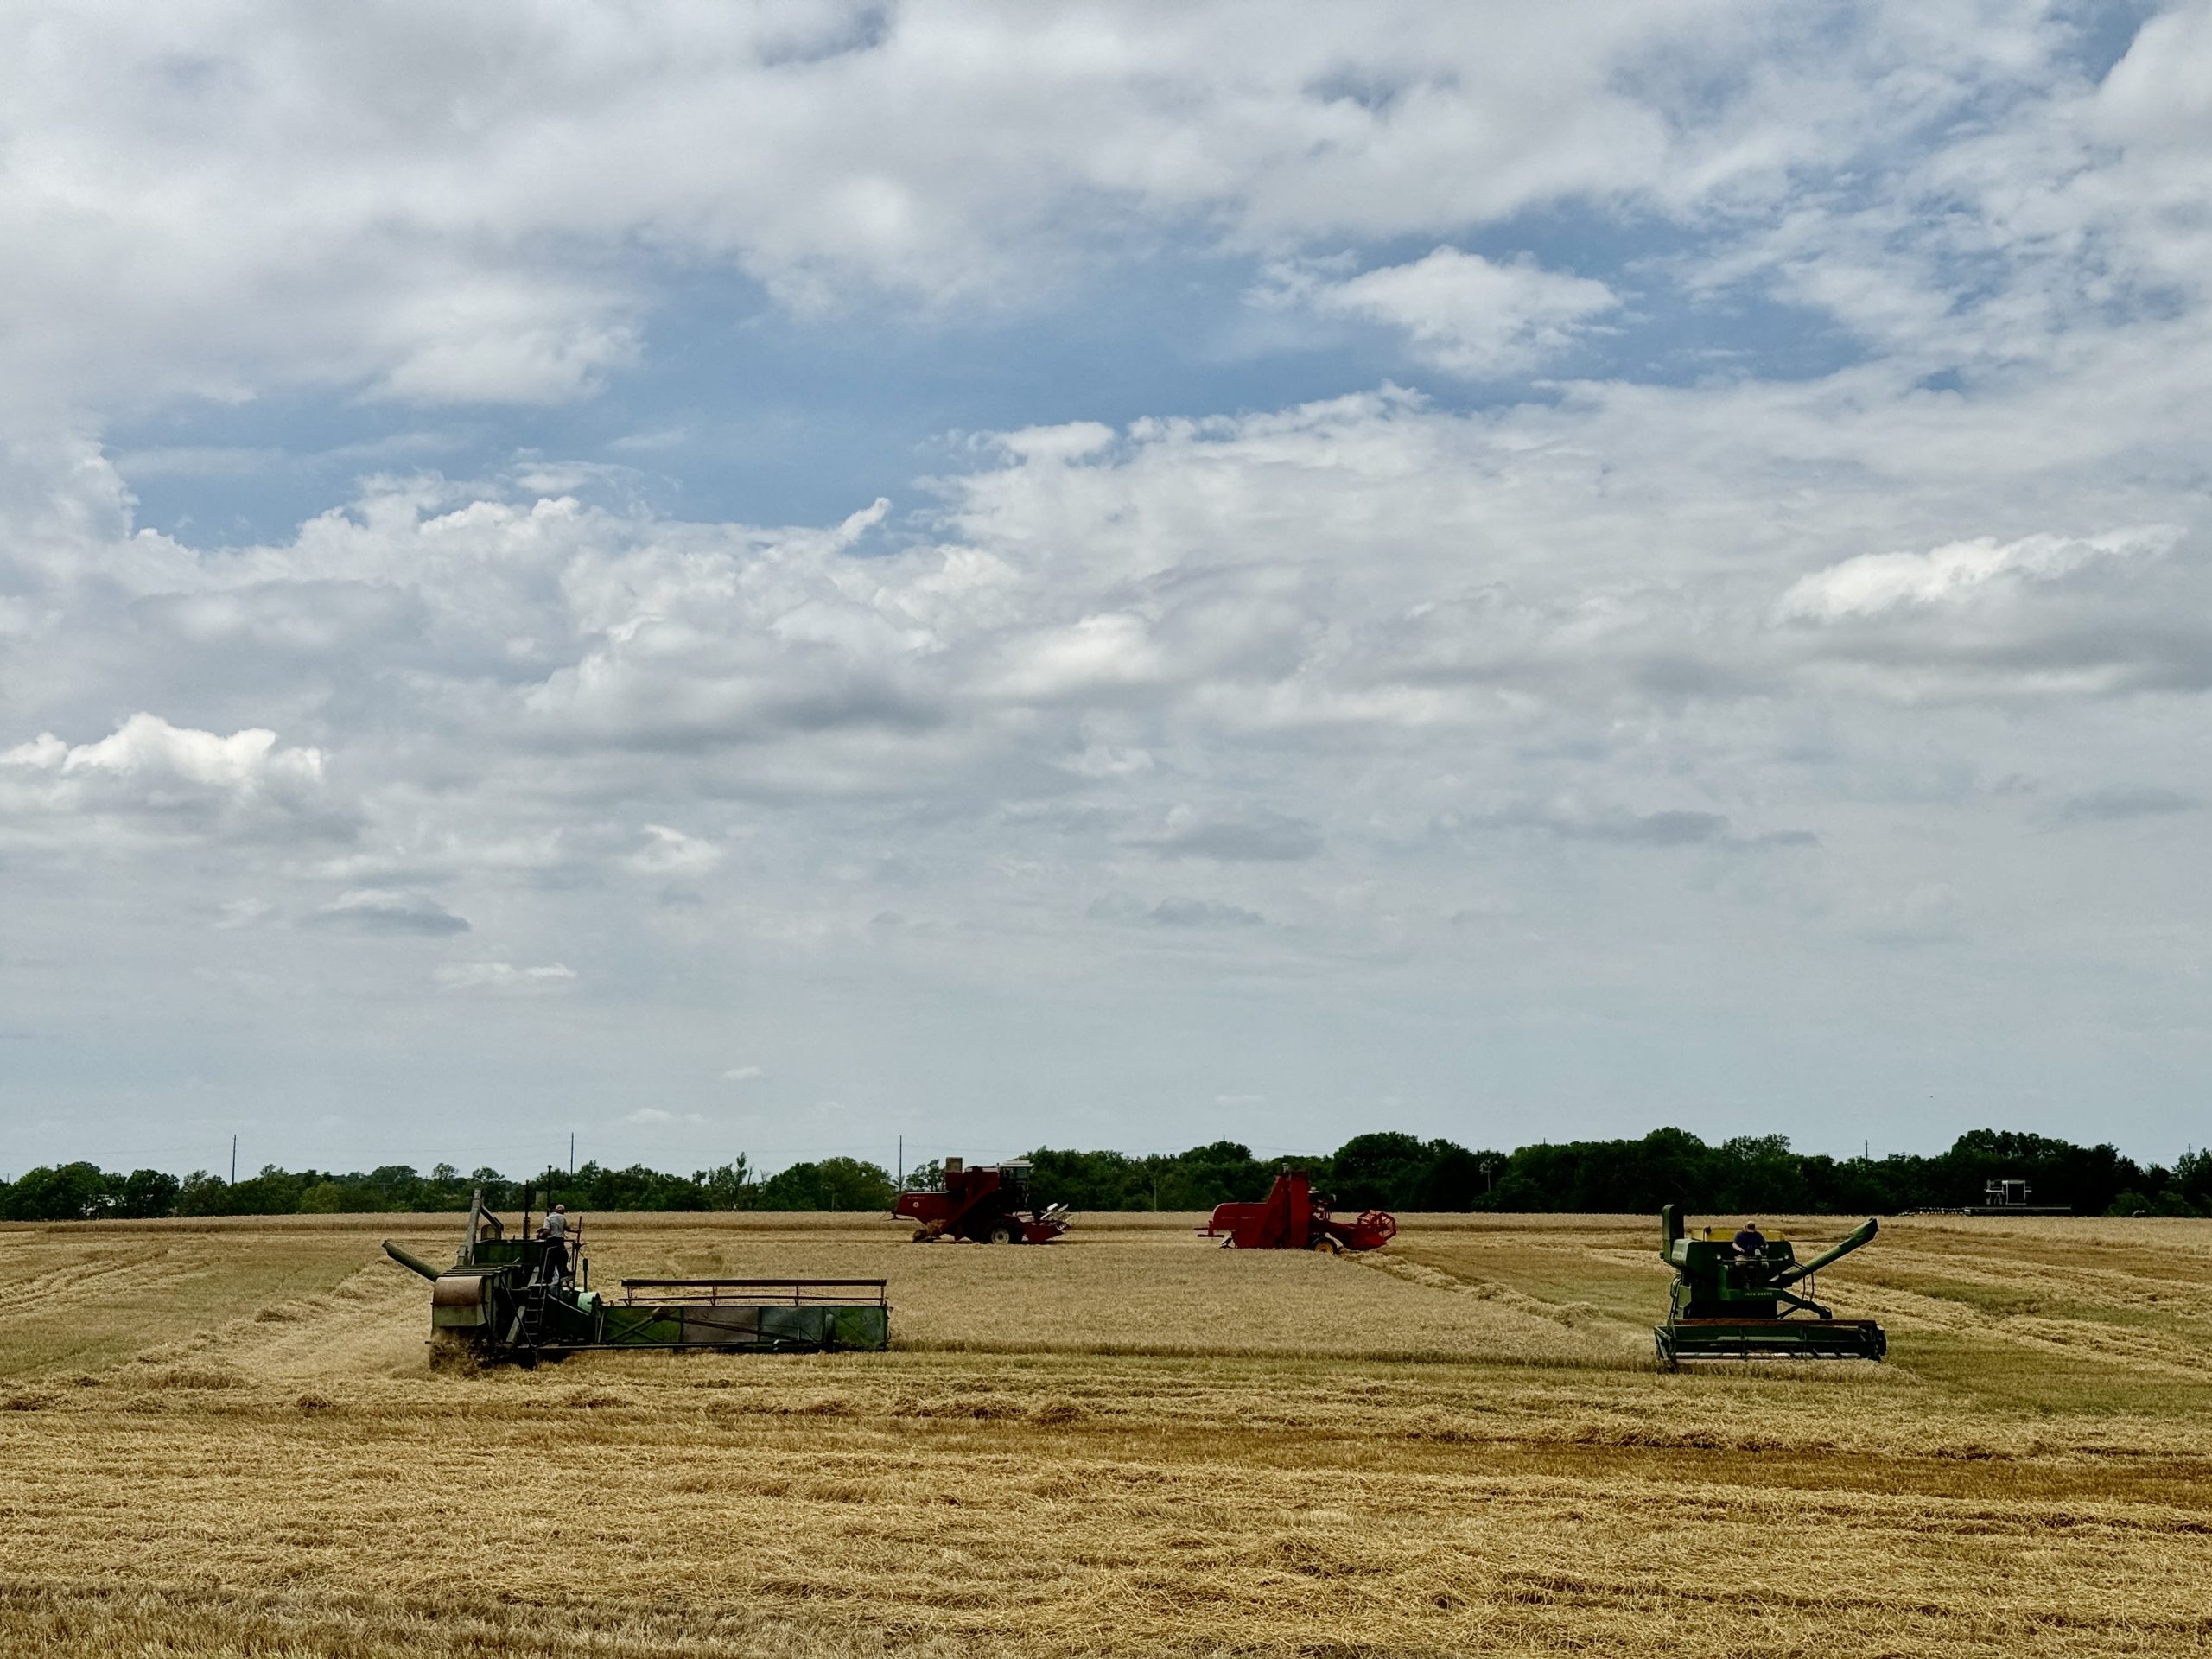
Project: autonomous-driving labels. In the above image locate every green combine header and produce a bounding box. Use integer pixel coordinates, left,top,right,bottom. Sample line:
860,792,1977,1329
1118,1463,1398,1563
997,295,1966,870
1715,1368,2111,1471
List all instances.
1654,1205,1886,1369
385,1191,889,1365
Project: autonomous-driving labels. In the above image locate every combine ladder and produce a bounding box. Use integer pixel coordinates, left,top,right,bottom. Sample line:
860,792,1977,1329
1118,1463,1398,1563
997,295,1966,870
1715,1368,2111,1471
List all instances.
505,1267,560,1364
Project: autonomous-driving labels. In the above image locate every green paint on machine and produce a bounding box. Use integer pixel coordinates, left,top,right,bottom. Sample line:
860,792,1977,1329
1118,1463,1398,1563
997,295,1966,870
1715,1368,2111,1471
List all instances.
383,1189,890,1366
1653,1204,1886,1370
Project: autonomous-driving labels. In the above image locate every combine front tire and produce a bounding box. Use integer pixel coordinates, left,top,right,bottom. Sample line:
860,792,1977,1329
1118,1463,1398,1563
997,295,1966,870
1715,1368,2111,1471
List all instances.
1310,1235,1342,1255
986,1221,1020,1245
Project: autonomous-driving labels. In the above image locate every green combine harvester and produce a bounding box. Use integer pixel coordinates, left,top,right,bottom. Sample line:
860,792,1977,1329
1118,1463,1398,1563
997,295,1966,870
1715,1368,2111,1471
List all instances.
1654,1204,1886,1370
384,1190,889,1366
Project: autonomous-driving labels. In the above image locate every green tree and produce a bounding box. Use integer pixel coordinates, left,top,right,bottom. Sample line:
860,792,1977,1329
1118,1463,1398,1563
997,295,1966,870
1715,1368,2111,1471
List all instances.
1329,1131,1430,1210
1412,1143,1501,1210
173,1172,229,1216
115,1168,181,1219
697,1155,759,1210
1026,1147,1147,1211
1,1162,116,1220
468,1167,516,1208
1713,1135,1809,1214
571,1160,709,1211
2175,1147,2212,1215
1152,1141,1274,1211
757,1157,893,1211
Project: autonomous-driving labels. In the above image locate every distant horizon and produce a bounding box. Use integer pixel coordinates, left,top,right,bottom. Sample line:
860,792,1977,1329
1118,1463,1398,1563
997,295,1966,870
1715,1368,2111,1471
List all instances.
4,1120,2196,1188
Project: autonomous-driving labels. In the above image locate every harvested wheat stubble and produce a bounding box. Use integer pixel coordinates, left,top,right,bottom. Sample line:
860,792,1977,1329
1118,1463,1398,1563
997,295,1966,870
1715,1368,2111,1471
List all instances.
1,1211,2209,1656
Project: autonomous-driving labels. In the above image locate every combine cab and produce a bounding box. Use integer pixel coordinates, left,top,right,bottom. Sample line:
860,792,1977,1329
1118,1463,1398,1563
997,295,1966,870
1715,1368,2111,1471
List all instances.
895,1158,1070,1243
1198,1169,1396,1254
385,1190,889,1365
1653,1204,1885,1369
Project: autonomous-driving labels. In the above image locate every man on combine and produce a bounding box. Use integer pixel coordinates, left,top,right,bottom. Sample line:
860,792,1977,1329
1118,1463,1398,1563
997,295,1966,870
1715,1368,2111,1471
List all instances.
1732,1220,1768,1260
538,1202,572,1282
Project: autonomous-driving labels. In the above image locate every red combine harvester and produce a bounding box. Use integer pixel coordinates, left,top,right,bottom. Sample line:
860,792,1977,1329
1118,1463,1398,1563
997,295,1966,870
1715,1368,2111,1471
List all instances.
1198,1169,1396,1254
895,1158,1071,1243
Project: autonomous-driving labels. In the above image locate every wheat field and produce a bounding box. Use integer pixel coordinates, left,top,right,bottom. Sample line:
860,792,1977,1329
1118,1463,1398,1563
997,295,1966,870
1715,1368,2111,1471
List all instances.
2,1210,2209,1656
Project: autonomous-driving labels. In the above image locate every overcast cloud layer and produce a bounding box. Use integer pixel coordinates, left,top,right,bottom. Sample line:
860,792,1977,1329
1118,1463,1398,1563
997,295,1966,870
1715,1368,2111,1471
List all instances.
3,1,2209,1177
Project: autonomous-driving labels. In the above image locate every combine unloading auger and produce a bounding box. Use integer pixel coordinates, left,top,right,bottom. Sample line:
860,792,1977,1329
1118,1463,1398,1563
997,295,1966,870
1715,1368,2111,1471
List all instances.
1653,1204,1885,1369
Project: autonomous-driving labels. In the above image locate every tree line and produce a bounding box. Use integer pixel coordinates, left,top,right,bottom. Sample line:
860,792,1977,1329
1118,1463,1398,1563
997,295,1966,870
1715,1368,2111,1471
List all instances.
3,1127,2206,1224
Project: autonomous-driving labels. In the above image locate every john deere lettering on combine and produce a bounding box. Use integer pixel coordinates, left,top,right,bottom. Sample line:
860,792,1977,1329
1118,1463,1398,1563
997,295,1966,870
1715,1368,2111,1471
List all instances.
1652,1204,1885,1369
384,1189,890,1365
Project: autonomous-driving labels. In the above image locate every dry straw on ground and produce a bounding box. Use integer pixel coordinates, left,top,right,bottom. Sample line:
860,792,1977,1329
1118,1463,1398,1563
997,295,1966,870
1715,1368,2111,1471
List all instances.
2,1210,2209,1655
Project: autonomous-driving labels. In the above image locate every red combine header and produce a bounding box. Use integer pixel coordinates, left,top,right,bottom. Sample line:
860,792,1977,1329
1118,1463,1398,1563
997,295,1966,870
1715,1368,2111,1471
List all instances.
1198,1169,1396,1254
895,1158,1071,1243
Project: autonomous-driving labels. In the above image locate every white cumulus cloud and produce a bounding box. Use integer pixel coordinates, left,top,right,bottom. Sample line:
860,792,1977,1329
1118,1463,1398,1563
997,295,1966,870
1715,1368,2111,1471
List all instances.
2,712,322,790
0,713,339,842
1285,247,1618,377
1780,527,2183,620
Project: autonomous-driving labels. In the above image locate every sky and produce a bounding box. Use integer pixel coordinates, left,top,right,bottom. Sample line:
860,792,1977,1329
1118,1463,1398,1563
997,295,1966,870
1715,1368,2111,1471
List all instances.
3,0,2209,1181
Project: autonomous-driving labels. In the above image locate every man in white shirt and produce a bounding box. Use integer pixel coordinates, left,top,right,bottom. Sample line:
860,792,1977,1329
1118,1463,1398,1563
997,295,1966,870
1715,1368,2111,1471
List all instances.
539,1203,571,1281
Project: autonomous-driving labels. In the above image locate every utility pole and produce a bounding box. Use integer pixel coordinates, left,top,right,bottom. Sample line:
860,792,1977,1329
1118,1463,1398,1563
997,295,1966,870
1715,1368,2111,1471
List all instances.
898,1135,904,1188
569,1132,575,1175
230,1135,237,1185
